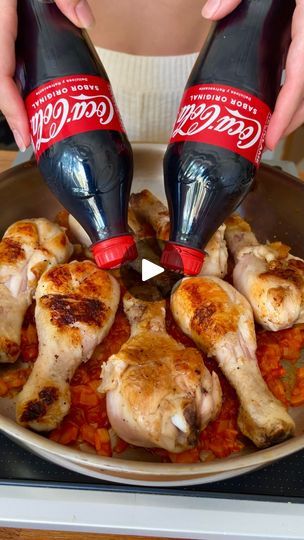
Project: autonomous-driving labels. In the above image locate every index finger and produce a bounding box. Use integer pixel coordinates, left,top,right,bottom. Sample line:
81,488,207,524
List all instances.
54,0,95,28
202,0,242,19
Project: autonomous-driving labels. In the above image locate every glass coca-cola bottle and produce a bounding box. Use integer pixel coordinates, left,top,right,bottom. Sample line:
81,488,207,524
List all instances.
15,0,137,269
161,0,295,275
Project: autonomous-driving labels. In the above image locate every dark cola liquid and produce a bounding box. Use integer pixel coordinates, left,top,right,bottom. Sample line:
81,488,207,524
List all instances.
165,142,254,247
39,130,132,243
16,0,133,244
164,0,295,250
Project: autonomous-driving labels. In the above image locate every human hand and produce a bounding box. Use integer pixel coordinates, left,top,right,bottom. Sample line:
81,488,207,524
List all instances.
202,0,303,150
0,0,95,151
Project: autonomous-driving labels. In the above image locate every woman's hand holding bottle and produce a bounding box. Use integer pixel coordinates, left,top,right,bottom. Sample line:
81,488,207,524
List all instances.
202,0,304,149
0,0,94,151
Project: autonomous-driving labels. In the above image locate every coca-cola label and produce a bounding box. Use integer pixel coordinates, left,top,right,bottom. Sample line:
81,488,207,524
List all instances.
25,74,125,161
170,84,271,166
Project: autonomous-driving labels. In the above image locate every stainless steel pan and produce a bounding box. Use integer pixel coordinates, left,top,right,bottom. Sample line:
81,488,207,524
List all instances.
0,143,303,486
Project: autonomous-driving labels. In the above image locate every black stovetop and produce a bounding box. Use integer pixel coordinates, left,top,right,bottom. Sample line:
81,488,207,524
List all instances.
1,433,303,503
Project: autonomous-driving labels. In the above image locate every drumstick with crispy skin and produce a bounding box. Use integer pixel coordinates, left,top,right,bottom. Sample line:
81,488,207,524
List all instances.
0,218,73,363
225,214,304,331
171,276,295,448
16,260,120,431
129,189,170,241
100,290,222,453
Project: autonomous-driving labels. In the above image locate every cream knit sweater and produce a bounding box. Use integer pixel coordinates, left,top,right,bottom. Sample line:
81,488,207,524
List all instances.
95,47,198,144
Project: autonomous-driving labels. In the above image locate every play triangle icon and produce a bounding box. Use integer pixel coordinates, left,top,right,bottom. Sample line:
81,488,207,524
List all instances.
142,258,165,282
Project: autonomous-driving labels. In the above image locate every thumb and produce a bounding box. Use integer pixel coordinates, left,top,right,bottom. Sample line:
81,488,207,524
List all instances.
54,0,95,28
202,0,242,20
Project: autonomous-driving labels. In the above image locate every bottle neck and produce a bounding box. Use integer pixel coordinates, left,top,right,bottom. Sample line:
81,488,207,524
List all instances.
189,0,294,108
16,0,106,95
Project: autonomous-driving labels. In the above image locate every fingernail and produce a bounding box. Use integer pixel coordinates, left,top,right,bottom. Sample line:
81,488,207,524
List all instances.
75,0,95,28
12,129,26,152
202,0,221,18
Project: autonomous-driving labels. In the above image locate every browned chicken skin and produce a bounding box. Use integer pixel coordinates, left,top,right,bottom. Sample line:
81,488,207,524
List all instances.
16,260,120,431
171,276,295,448
0,218,73,363
225,214,304,331
100,291,222,453
129,189,170,241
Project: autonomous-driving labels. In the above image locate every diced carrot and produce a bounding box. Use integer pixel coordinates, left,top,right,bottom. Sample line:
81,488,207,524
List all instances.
290,368,304,407
67,406,86,427
71,385,99,407
87,365,102,381
169,447,201,463
0,379,8,396
58,423,79,445
94,428,112,457
80,424,96,447
95,427,110,444
290,393,304,407
113,437,129,454
20,303,38,362
85,404,109,428
266,378,289,406
296,367,304,380
200,425,244,456
20,326,38,362
21,345,39,362
71,367,90,385
88,379,101,393
49,428,61,443
50,422,79,445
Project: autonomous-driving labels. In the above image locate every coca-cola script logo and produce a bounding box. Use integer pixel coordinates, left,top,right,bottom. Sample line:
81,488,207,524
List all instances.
172,104,262,150
170,84,271,166
26,75,124,160
31,93,114,153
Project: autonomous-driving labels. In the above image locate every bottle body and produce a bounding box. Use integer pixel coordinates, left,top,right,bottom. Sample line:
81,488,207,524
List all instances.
161,0,295,275
16,0,136,269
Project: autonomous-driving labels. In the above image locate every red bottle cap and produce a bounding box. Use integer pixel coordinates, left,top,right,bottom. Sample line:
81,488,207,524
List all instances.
160,242,205,276
91,235,137,270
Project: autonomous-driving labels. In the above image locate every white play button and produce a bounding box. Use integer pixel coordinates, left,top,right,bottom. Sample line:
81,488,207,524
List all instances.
142,258,165,282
